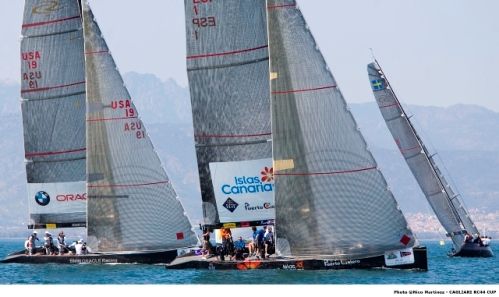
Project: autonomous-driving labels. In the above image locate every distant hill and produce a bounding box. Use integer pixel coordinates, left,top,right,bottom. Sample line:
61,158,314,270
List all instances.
1,75,498,237
351,103,499,152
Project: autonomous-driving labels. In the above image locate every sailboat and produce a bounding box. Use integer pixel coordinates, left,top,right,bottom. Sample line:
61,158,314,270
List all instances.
2,0,197,264
367,60,493,258
167,0,428,270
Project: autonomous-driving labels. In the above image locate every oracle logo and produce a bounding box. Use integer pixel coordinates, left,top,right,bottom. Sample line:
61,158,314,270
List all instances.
56,193,87,202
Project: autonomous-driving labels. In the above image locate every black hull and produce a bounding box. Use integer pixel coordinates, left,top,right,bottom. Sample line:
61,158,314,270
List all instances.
166,246,428,271
1,249,178,264
452,242,494,258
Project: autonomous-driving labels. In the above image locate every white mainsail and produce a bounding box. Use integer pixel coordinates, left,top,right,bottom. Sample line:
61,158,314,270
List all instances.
82,1,197,252
21,0,86,229
367,61,479,253
268,0,415,258
184,0,273,226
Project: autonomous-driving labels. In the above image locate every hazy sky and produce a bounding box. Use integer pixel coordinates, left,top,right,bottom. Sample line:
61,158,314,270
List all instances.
1,0,498,111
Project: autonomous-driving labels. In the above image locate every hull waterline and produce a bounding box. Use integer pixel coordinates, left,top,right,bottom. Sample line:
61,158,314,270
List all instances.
452,242,494,258
1,249,178,264
166,246,428,271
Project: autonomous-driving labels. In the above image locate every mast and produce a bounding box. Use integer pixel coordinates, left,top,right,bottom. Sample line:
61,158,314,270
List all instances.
368,60,479,252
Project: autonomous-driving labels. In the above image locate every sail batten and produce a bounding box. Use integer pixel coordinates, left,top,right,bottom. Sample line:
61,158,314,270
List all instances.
83,1,197,252
367,61,480,252
187,44,268,59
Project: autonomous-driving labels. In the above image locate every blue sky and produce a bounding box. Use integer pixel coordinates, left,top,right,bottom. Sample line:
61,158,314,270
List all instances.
1,0,498,111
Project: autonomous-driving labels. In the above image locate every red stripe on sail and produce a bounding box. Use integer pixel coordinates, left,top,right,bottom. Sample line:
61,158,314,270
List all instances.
22,15,80,28
21,81,86,94
274,166,377,176
272,85,337,95
25,147,86,158
195,132,271,139
85,50,109,55
187,45,268,59
267,2,297,9
86,116,138,122
400,145,420,153
87,181,169,188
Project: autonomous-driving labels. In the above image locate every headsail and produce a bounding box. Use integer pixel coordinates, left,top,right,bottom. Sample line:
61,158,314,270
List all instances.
268,0,415,258
367,61,479,252
185,0,273,226
82,1,197,252
21,0,86,229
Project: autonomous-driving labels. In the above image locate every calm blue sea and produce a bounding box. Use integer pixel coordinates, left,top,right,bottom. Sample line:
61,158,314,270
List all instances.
0,239,497,284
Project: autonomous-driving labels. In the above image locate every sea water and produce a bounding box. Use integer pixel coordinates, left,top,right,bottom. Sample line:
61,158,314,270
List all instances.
0,239,497,284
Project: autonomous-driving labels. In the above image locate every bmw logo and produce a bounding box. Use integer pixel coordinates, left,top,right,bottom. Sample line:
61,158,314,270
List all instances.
35,191,50,206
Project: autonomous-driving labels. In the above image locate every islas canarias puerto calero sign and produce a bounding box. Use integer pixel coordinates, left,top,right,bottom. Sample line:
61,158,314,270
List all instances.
209,158,275,223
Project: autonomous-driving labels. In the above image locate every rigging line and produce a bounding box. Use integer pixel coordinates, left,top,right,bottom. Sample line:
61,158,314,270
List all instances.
187,56,269,71
369,48,376,62
21,81,86,94
22,15,81,28
187,45,268,59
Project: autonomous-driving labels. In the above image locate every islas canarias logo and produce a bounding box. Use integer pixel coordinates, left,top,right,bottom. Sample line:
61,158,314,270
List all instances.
221,166,274,195
260,167,273,182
